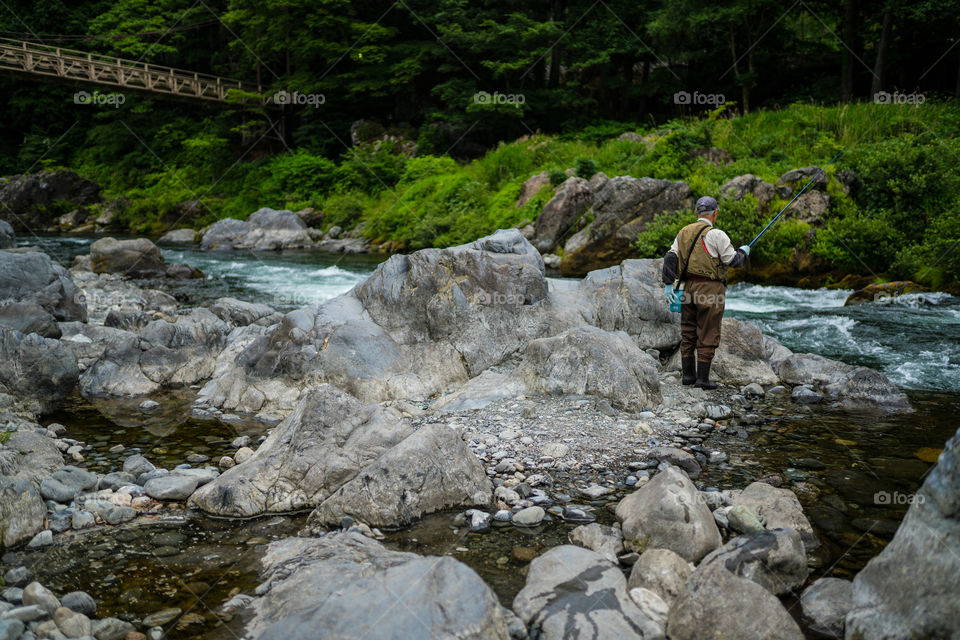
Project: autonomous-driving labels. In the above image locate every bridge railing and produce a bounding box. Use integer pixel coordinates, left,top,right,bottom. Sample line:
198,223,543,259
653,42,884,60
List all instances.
0,37,260,102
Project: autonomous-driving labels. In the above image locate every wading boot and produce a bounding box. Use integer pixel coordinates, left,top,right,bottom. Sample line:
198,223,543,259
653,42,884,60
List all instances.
681,357,697,386
695,361,718,390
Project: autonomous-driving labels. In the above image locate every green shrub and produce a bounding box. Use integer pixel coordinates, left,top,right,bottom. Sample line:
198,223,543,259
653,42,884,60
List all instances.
548,168,568,186
575,157,600,178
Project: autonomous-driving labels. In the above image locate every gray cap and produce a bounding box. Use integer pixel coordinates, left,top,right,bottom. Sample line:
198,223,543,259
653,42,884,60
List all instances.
696,196,718,213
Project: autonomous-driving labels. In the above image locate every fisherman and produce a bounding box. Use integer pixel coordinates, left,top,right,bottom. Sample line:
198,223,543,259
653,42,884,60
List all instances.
662,196,750,389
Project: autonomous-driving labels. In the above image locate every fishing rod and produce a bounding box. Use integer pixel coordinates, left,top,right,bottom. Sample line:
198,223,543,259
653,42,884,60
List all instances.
748,146,847,248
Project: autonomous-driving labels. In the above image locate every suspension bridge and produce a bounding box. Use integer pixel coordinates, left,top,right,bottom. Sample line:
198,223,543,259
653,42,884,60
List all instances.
0,37,260,103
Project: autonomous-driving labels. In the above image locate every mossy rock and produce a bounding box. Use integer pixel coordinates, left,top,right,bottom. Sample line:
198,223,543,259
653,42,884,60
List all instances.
844,281,927,306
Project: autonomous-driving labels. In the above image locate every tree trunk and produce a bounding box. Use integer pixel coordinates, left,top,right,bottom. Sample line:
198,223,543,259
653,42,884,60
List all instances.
841,0,859,102
956,46,960,98
638,59,649,117
871,7,892,96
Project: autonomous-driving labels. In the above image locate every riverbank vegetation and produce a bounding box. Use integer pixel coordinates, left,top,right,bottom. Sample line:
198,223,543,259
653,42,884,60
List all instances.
2,1,958,287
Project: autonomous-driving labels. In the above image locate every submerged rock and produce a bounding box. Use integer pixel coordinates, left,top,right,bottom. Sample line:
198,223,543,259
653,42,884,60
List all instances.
846,425,960,639
512,545,665,639
244,533,511,639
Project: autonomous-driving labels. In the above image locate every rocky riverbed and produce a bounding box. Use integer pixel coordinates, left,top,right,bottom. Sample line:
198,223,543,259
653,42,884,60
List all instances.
1,226,958,639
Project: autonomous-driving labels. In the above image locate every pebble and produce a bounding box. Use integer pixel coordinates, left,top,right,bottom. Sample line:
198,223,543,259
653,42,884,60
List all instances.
512,547,537,563
512,506,545,527
138,400,160,412
540,443,570,458
493,509,513,522
71,510,95,529
231,435,252,448
61,591,96,617
561,506,596,524
26,531,53,548
580,483,613,500
728,505,765,534
234,447,255,464
2,567,29,587
142,608,182,627
499,429,519,440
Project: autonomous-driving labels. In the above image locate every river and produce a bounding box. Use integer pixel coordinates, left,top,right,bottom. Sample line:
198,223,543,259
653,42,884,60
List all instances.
7,236,960,638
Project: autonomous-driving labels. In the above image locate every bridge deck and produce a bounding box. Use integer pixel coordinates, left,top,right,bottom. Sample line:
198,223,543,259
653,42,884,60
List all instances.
0,38,258,102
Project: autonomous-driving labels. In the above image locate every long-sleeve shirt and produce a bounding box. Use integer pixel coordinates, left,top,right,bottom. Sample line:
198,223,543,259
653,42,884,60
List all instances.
662,218,748,284
668,219,740,265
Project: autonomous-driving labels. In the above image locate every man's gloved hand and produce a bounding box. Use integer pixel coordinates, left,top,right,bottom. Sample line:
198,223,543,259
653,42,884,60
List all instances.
739,245,751,256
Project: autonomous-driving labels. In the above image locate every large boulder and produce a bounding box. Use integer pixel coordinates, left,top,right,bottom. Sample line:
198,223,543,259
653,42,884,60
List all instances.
77,308,228,397
516,171,550,208
615,466,721,562
733,482,818,551
190,384,411,517
0,430,63,483
697,528,808,595
719,174,776,209
844,281,927,306
563,259,680,351
306,423,492,528
196,230,554,415
512,545,665,639
191,385,490,525
559,176,694,275
0,170,100,230
845,426,960,639
666,317,778,386
0,477,46,547
0,220,13,248
0,250,88,336
0,328,79,415
531,176,594,252
200,208,313,251
89,237,165,277
245,533,511,640
776,353,911,412
666,561,804,640
157,228,196,244
519,325,661,411
355,229,554,376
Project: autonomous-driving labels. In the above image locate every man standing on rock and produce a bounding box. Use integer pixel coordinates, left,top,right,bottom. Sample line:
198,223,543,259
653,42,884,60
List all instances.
662,196,750,389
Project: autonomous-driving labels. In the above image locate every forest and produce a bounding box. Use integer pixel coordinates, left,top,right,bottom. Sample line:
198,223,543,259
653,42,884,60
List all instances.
1,0,958,285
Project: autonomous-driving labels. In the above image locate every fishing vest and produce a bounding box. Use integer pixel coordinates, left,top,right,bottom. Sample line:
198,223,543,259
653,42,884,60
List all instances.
677,221,727,282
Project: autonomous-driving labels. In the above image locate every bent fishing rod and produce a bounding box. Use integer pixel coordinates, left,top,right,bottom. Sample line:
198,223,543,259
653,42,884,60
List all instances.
748,147,847,248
